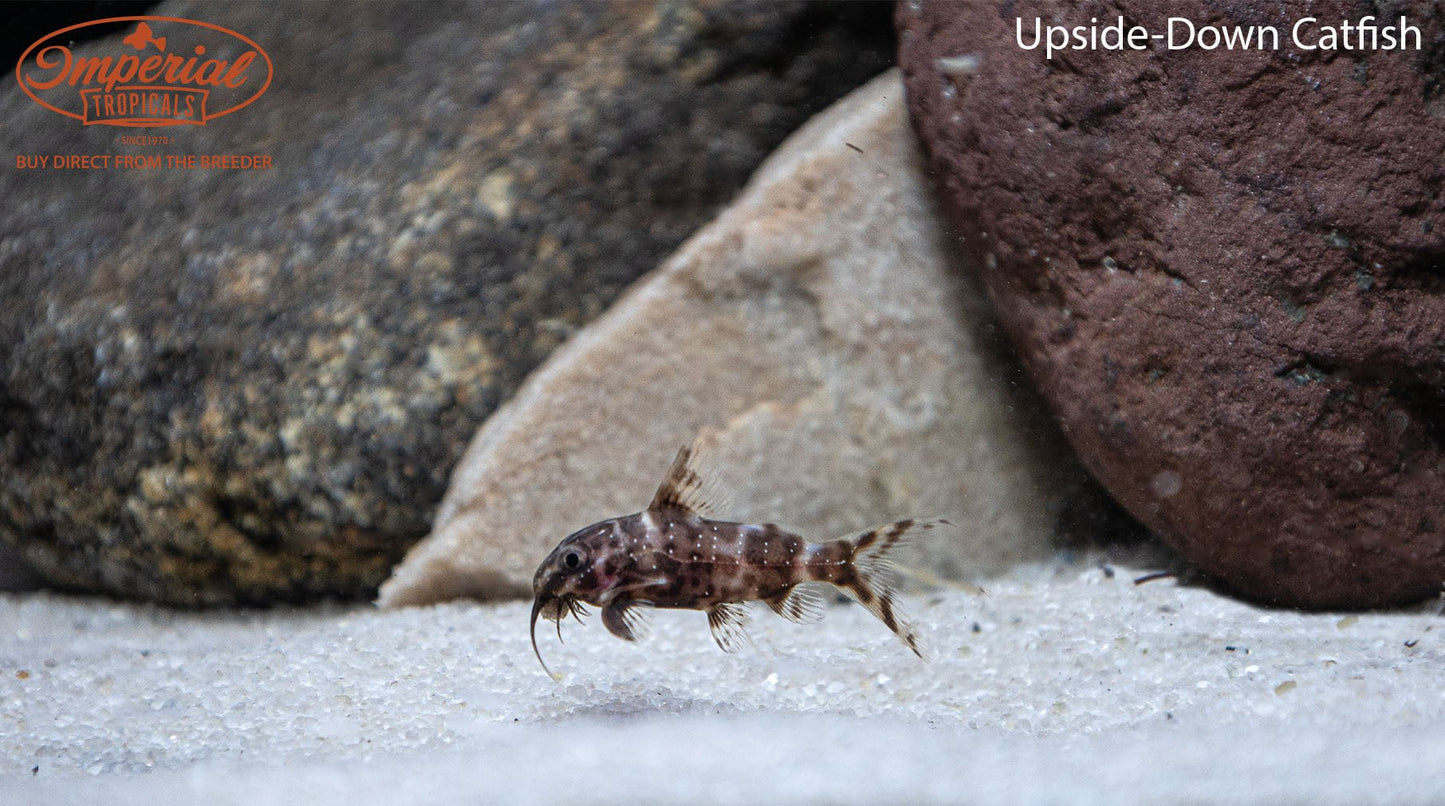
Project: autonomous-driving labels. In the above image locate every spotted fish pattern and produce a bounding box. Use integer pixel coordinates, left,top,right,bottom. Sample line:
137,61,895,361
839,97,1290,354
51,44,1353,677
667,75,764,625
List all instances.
529,442,944,677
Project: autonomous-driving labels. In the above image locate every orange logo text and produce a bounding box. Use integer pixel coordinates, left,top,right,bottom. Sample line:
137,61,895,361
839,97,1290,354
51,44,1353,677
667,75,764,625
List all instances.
16,16,272,127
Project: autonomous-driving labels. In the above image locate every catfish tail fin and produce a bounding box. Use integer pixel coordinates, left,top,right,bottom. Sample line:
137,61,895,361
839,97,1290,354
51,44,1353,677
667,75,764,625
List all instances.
839,518,949,659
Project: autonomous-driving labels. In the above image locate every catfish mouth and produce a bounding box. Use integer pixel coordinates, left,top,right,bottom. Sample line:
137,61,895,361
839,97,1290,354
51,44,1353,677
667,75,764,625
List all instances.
529,592,589,680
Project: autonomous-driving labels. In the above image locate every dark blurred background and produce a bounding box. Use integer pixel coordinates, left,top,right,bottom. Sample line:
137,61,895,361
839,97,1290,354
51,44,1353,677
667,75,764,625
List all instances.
6,2,159,72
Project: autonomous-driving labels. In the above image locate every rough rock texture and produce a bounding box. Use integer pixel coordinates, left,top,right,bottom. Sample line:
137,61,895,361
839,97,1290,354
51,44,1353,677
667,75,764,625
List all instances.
0,0,896,605
379,70,1085,607
899,0,1445,608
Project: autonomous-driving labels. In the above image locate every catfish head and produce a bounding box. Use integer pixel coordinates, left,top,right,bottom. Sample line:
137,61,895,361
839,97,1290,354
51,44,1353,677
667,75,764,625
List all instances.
529,520,617,679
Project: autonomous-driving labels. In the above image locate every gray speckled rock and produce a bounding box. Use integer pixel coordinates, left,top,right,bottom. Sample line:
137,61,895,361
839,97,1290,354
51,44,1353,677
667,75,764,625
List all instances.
0,0,895,605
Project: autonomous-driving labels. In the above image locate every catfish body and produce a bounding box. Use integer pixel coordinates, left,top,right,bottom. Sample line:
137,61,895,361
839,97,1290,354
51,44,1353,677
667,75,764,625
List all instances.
530,443,942,676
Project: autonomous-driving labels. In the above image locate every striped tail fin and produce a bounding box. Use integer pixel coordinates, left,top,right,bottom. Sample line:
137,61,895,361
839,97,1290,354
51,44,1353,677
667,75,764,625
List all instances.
840,518,948,659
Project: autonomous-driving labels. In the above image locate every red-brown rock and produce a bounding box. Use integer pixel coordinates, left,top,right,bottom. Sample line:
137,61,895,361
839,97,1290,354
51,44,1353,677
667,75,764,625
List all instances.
899,0,1445,608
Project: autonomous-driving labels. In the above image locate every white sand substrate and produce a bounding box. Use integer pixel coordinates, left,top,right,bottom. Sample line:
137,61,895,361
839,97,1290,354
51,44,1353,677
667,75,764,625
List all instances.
1,559,1442,805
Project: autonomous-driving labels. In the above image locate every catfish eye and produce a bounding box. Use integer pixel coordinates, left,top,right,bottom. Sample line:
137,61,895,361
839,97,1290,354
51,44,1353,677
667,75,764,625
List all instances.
563,551,582,570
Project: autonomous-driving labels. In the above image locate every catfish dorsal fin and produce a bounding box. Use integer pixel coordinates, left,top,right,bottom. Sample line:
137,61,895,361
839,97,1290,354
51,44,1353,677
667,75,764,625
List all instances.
648,442,725,516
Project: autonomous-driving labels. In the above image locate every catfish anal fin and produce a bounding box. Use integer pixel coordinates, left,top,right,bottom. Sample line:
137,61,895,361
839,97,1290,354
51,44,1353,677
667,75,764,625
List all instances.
706,602,752,652
765,584,825,624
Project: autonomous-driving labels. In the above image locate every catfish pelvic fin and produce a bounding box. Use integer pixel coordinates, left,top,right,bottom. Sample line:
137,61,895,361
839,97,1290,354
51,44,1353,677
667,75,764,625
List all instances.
706,602,753,652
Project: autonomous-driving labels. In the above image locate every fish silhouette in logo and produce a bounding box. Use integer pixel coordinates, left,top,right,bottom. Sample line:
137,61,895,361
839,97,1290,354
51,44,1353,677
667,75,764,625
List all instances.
122,22,166,52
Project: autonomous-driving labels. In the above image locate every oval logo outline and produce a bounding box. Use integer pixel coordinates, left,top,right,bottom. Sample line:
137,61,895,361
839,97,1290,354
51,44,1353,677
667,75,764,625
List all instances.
14,15,273,125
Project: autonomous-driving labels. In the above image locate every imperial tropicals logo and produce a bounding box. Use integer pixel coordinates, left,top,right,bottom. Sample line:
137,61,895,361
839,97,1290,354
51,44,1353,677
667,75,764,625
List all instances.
16,16,272,127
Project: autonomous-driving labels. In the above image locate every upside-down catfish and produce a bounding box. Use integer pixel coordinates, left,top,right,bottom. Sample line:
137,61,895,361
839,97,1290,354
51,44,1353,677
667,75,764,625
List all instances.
529,441,944,677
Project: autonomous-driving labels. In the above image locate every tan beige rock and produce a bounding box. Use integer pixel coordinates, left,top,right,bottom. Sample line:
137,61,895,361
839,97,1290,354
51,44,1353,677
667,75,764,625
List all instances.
378,70,1077,607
